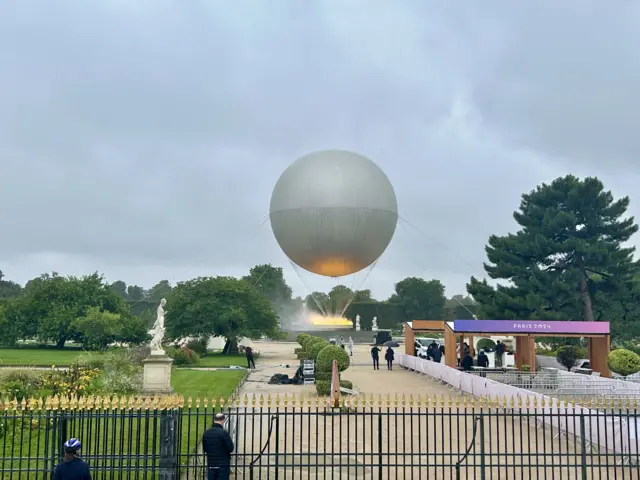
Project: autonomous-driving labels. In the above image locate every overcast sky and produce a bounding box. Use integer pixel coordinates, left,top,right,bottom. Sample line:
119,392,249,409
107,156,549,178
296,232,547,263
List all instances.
1,1,640,300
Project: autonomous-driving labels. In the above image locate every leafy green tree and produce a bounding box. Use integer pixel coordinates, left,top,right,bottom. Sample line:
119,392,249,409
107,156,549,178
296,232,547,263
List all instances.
467,176,639,328
146,280,172,302
109,280,128,299
165,276,280,352
243,264,292,305
305,292,330,313
390,277,446,320
126,285,145,301
0,271,22,299
73,307,123,350
10,272,130,348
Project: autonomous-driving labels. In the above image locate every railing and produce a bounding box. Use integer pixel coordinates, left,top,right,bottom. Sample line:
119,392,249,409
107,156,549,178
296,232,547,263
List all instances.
1,393,640,479
397,353,640,460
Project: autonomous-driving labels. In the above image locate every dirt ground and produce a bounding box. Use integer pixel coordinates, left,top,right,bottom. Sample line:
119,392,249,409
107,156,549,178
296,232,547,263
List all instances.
217,341,632,479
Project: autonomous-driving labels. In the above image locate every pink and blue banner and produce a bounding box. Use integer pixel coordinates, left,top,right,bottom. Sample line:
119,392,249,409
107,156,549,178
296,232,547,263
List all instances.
453,320,609,335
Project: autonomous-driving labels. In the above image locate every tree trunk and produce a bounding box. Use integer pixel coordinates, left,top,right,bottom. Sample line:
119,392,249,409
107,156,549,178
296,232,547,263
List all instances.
579,272,595,321
223,338,239,355
55,338,67,349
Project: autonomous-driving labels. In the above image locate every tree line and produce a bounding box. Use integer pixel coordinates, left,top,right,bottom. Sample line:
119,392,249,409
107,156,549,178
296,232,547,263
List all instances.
1,174,638,349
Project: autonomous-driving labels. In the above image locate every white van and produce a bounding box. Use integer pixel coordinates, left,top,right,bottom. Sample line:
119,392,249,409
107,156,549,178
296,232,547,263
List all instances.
414,337,442,358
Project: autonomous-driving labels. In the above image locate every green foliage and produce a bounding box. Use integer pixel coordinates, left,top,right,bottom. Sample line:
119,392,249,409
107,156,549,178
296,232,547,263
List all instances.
390,277,447,320
340,380,353,390
146,280,173,302
303,336,325,352
315,380,331,396
40,364,102,398
296,333,310,346
72,307,122,350
294,348,303,354
0,369,42,401
476,338,496,351
314,371,331,381
185,337,209,357
316,345,350,372
555,345,581,371
607,348,640,376
165,346,200,366
467,175,639,334
308,340,329,360
305,287,372,315
296,352,311,360
7,272,131,348
165,276,280,342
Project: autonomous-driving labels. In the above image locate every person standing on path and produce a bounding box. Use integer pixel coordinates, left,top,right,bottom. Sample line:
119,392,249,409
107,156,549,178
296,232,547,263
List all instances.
495,341,505,368
371,345,381,370
348,337,354,357
202,413,234,480
245,346,256,369
385,347,395,370
53,438,91,480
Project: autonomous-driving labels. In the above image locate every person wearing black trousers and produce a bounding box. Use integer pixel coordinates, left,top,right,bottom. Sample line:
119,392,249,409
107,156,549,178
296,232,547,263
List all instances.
371,345,381,370
385,347,395,370
245,346,256,369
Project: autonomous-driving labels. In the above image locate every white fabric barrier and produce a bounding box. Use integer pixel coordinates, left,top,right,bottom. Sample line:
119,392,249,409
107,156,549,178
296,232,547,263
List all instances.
397,353,639,457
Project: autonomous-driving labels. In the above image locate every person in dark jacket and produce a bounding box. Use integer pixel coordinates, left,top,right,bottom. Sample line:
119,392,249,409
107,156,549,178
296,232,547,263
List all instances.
430,345,442,363
245,346,256,369
461,352,474,371
371,345,381,370
202,413,234,480
385,347,395,370
53,438,91,480
476,350,489,368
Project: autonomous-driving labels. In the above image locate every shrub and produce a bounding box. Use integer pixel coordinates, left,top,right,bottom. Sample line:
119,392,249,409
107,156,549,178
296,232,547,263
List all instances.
303,336,324,351
309,341,329,360
315,380,331,396
317,345,350,372
95,350,143,395
128,346,151,366
0,369,43,401
166,347,200,366
607,349,640,376
535,347,556,356
339,380,353,390
296,333,310,345
186,338,208,357
555,346,581,371
476,338,496,351
296,352,311,360
294,348,303,354
314,372,331,381
40,364,101,398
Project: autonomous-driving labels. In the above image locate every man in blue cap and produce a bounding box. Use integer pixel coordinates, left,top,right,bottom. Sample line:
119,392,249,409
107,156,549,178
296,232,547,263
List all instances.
53,438,91,479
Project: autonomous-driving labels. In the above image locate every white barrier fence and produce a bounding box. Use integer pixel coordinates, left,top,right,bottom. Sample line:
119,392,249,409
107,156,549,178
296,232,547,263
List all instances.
396,353,640,458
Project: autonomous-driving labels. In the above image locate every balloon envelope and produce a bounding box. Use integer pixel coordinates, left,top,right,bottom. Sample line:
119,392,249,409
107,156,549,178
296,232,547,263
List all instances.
269,150,398,277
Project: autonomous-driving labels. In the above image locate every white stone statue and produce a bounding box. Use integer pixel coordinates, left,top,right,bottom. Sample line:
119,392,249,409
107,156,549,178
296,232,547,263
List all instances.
149,298,167,353
355,314,361,331
372,316,378,331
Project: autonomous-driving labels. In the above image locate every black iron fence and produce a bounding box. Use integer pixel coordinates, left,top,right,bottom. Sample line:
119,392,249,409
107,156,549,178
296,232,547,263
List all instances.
1,394,639,479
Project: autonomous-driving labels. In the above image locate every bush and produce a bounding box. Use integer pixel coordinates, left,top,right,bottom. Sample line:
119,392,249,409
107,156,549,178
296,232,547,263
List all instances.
316,345,350,372
40,364,101,398
535,347,556,356
303,336,324,351
297,333,310,345
556,345,581,371
0,369,43,401
315,380,330,396
166,347,200,366
607,349,640,376
314,371,331,381
339,380,353,390
309,341,329,360
476,338,496,351
296,352,311,360
186,338,208,357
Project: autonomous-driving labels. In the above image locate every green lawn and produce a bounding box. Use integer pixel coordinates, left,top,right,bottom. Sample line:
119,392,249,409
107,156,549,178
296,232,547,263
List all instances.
0,347,104,366
171,369,246,398
194,353,247,368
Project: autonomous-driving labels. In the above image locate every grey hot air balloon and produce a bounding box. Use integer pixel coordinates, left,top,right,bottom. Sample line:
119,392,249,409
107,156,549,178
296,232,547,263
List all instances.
269,150,398,277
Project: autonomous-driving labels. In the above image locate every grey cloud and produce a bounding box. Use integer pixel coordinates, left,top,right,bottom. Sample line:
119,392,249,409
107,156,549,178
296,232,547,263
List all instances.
1,2,639,299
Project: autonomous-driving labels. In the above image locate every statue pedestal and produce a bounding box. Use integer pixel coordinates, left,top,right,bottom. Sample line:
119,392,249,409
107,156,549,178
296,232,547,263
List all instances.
142,352,174,394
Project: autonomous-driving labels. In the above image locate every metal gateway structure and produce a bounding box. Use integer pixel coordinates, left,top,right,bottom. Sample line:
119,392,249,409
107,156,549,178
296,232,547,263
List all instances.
1,394,639,479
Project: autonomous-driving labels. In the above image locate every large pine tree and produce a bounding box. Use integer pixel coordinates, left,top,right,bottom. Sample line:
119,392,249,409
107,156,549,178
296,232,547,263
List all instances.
467,175,639,325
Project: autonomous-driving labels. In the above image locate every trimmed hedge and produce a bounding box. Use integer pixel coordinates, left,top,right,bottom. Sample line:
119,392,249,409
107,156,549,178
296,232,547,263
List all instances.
314,372,331,381
294,348,303,354
309,341,329,360
296,333,310,345
296,352,311,360
314,379,355,395
317,345,350,372
608,348,640,376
